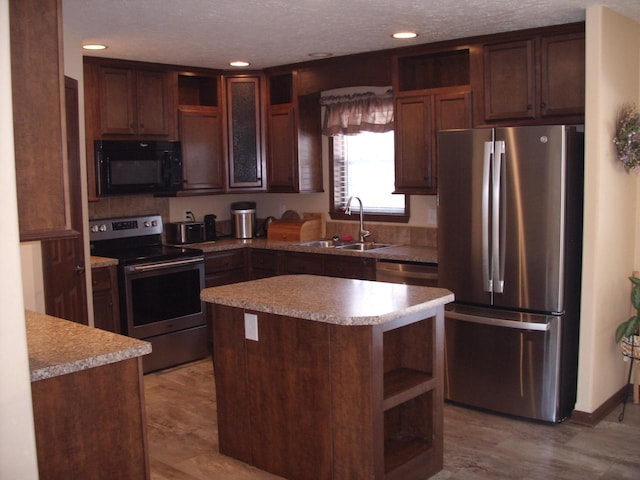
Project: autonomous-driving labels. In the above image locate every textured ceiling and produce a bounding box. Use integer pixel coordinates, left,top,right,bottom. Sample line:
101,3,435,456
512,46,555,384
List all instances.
62,0,640,70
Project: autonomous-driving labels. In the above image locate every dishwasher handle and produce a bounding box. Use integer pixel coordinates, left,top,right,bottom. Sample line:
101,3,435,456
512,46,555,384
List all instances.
375,261,438,286
376,266,438,281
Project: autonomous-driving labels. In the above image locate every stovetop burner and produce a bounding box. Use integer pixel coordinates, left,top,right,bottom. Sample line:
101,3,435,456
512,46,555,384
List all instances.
89,214,203,265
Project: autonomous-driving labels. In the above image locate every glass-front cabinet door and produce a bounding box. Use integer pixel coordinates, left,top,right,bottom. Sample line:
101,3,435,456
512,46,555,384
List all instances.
226,75,266,190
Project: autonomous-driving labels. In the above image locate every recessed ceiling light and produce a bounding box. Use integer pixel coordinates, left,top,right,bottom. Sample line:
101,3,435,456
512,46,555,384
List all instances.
229,61,250,67
392,32,418,39
82,44,107,50
308,52,333,58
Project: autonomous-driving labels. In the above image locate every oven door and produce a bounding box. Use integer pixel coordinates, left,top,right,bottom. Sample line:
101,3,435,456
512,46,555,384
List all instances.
122,256,205,339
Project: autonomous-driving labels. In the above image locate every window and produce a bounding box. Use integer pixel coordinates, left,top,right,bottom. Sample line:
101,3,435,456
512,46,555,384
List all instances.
330,131,409,222
322,86,408,222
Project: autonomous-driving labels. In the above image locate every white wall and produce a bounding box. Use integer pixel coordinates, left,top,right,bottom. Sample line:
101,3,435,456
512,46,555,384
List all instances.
577,6,640,413
0,0,39,477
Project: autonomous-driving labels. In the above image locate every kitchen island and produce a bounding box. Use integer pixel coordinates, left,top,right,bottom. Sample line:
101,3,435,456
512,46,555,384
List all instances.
26,311,151,480
201,275,454,480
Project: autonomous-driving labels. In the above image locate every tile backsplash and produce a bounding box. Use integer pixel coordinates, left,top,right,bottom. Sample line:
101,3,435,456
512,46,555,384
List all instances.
88,195,170,223
325,221,436,247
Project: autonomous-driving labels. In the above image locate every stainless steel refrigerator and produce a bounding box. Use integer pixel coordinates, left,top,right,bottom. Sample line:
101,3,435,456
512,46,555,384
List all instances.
437,125,584,422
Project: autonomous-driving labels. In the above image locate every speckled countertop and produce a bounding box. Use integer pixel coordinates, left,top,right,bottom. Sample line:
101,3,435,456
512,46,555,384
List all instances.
90,255,118,268
26,310,151,382
201,274,454,326
173,237,438,263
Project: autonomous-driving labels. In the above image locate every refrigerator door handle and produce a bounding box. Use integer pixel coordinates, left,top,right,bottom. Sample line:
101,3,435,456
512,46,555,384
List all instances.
492,140,505,293
447,310,551,332
482,141,493,292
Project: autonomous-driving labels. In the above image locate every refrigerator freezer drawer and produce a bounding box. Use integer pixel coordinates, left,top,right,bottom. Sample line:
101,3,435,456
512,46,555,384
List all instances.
445,306,563,422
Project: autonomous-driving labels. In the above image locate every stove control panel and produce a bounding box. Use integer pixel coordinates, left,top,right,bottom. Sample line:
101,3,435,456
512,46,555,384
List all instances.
89,214,163,241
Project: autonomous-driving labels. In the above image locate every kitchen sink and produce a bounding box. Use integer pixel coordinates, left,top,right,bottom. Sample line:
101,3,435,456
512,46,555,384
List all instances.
292,240,394,251
294,239,338,248
336,242,393,251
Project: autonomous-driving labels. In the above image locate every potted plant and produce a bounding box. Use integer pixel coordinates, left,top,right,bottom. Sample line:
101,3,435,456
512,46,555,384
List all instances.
616,276,640,359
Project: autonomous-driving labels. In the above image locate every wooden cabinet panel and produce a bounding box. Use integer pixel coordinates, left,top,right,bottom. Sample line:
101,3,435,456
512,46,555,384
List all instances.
395,89,471,195
267,104,297,191
249,249,282,279
100,67,136,135
226,75,266,190
10,0,71,239
91,265,121,334
31,358,149,480
483,39,535,121
99,66,170,136
394,96,432,194
481,28,584,124
137,70,170,135
540,32,585,117
266,71,323,193
284,252,324,275
325,256,375,280
179,107,225,191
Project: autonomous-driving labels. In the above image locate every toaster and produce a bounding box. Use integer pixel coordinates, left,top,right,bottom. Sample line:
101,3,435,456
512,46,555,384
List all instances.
165,222,205,244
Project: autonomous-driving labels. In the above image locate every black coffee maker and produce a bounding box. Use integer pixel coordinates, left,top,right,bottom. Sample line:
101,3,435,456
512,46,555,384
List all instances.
204,214,217,241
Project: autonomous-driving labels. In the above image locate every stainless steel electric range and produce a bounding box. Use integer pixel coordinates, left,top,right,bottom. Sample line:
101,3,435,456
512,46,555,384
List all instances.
89,214,207,373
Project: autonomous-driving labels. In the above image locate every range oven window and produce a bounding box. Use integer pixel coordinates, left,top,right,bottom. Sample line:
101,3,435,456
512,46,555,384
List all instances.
122,258,205,340
130,268,202,326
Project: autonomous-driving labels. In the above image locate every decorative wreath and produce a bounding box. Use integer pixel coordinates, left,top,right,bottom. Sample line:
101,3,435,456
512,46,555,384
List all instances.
614,104,640,173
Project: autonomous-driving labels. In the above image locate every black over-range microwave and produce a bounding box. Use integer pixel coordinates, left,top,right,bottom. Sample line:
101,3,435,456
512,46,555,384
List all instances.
95,140,183,196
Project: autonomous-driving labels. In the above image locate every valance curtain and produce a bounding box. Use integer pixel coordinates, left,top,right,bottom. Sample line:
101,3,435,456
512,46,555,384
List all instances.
320,89,394,136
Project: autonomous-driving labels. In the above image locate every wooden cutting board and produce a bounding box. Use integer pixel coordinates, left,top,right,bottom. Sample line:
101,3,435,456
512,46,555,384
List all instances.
267,217,322,242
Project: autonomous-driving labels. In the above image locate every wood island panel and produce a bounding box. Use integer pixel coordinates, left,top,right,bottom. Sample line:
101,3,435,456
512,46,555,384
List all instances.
206,275,452,480
31,358,149,480
26,312,151,479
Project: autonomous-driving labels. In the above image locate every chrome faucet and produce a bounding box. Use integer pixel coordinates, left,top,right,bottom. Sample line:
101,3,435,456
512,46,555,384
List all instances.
345,196,371,243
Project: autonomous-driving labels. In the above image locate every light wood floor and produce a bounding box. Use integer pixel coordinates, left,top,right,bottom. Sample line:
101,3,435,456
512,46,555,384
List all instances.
144,358,640,479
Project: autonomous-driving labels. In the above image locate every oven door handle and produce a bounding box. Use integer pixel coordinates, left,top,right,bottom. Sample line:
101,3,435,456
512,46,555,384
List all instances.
125,257,203,273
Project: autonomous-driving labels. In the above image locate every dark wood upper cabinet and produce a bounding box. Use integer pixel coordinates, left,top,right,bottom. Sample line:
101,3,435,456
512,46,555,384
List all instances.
539,32,585,118
10,0,73,240
483,39,536,121
394,89,471,195
482,28,585,124
267,103,298,190
79,22,583,200
266,71,323,193
226,75,266,191
393,48,472,195
179,107,225,191
99,66,170,136
394,95,433,194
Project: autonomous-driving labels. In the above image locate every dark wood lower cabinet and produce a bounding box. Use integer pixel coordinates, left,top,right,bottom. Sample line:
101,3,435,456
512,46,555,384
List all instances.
31,358,149,480
212,303,443,480
91,265,121,333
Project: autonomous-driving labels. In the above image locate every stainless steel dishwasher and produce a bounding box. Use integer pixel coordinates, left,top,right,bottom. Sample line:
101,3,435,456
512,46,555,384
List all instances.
375,259,438,286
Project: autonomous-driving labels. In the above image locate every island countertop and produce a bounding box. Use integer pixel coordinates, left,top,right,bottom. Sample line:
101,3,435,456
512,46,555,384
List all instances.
26,310,151,382
201,274,454,326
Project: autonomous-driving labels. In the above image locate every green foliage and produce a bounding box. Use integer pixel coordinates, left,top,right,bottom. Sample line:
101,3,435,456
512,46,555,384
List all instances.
615,276,640,343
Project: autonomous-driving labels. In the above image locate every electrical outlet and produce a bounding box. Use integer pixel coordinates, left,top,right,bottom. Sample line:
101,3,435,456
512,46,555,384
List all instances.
244,313,258,341
184,210,193,221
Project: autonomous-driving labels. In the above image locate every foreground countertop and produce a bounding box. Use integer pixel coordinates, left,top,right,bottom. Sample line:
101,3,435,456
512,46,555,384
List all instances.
26,310,151,382
201,274,453,326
